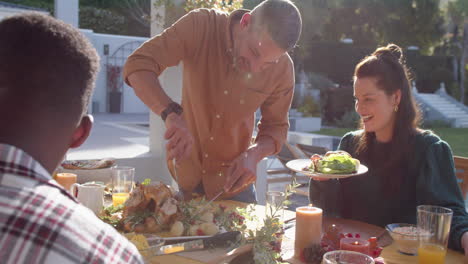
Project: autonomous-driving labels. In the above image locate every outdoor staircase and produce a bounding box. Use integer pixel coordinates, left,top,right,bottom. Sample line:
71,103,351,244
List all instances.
414,90,468,128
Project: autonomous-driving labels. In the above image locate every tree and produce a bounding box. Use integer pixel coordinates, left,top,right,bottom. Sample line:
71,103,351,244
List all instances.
453,0,468,104
79,6,126,35
446,0,468,104
291,0,333,70
0,0,53,12
152,0,243,29
80,0,151,36
321,0,445,54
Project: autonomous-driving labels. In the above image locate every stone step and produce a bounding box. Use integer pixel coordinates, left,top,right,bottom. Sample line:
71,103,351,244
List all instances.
438,109,466,114
428,103,463,107
446,115,468,119
423,98,451,103
437,108,467,113
439,112,468,117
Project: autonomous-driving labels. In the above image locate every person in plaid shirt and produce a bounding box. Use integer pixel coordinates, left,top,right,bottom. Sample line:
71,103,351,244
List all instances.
0,13,143,264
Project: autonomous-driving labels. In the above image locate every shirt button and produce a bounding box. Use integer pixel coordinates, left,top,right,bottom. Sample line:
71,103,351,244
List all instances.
210,136,214,141
204,153,209,158
240,99,245,104
202,170,206,174
224,90,228,95
216,114,221,119
218,172,223,177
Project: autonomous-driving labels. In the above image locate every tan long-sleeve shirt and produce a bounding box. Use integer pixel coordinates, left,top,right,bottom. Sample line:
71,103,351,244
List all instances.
123,8,294,198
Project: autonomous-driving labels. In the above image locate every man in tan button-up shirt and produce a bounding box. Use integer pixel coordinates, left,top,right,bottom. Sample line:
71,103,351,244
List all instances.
123,0,301,202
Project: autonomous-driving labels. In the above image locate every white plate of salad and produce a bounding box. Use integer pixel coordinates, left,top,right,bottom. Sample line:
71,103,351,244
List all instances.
286,151,368,179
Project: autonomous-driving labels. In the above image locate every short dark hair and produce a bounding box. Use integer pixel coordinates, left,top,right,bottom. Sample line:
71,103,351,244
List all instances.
0,12,99,118
251,0,302,51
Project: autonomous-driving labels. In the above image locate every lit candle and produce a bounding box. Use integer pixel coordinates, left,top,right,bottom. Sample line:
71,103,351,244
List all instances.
55,173,77,192
294,205,323,258
340,237,370,255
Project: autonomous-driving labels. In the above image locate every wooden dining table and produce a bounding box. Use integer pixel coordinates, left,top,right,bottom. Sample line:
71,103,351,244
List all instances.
146,200,465,264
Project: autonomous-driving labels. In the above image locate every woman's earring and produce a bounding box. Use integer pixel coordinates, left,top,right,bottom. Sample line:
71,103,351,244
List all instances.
394,105,399,112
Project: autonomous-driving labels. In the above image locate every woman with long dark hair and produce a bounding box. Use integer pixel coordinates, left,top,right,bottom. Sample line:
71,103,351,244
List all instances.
309,44,468,255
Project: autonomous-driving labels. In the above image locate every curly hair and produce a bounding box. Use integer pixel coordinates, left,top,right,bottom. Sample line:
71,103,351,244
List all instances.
0,12,99,118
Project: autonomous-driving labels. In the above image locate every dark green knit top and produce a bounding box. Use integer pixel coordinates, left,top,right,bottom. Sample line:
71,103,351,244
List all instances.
309,130,468,252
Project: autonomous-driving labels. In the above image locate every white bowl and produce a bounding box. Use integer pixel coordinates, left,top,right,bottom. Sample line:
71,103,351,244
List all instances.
386,223,423,255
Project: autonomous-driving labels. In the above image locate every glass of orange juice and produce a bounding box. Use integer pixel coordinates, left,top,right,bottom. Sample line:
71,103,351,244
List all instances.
417,205,453,264
111,166,134,206
55,172,77,193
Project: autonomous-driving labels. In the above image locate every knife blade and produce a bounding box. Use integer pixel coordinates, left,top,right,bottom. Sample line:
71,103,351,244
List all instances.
191,190,224,218
172,158,178,183
154,231,241,255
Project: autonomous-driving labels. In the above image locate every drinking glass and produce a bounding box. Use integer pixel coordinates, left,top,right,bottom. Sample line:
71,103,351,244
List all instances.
322,250,375,264
266,191,286,221
55,172,77,193
417,205,453,264
111,166,135,206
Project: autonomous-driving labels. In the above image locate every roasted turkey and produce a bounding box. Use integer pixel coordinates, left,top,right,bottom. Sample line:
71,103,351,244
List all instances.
122,182,180,233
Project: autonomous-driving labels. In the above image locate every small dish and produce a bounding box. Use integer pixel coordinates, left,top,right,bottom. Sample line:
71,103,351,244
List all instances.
385,223,425,255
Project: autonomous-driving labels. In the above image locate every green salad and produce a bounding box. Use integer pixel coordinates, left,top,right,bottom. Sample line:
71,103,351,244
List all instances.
314,151,360,174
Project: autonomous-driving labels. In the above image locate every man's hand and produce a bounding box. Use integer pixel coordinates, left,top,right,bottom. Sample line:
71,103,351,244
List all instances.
164,113,193,161
223,149,258,196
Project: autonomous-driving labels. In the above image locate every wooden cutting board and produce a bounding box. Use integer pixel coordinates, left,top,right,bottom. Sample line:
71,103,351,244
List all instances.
151,200,390,264
172,201,295,263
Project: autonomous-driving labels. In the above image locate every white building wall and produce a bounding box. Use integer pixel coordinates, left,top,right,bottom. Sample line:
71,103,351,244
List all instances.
80,30,149,113
55,0,78,27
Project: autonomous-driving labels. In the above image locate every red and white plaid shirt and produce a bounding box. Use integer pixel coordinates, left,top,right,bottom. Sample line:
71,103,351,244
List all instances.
0,144,144,264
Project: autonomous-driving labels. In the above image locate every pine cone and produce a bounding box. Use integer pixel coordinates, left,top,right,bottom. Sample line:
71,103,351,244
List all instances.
301,244,326,264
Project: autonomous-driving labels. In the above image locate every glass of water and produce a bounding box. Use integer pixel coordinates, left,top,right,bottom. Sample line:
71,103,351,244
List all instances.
265,191,286,221
323,250,375,264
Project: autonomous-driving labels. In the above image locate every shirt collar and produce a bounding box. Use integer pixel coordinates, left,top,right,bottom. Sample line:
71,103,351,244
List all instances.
0,143,51,182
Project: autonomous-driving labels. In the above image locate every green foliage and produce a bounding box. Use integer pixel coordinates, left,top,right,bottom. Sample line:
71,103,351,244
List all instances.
334,111,360,129
432,128,468,157
406,52,456,93
153,0,243,30
237,181,299,264
422,119,452,129
308,72,336,91
242,0,262,9
315,127,468,157
99,204,124,228
79,6,126,35
303,42,371,85
184,0,243,13
320,84,355,124
297,96,321,117
302,43,455,95
0,0,53,12
453,0,468,16
141,178,151,186
321,0,445,54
